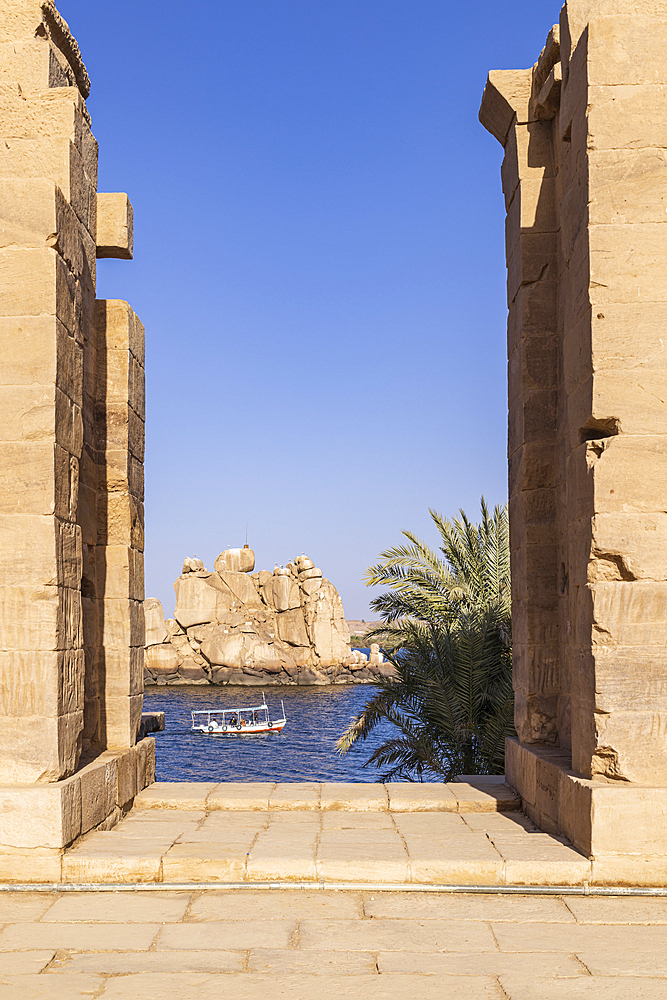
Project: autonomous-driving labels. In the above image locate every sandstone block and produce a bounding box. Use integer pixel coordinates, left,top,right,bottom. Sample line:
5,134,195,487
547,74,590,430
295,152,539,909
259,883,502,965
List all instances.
586,581,667,646
103,693,142,749
0,583,60,651
592,709,667,783
101,545,144,601
0,36,55,94
587,79,667,151
0,514,58,585
0,648,82,718
0,177,85,276
501,121,555,209
387,783,458,812
0,442,58,516
206,782,273,810
478,68,532,145
569,369,667,445
103,646,143,697
588,147,667,226
0,246,79,334
590,222,667,306
586,14,667,87
506,232,557,306
96,192,133,259
78,753,117,834
116,746,137,807
129,355,145,416
321,783,388,811
588,435,667,514
0,316,80,395
0,774,81,849
98,597,144,648
134,781,217,811
505,177,557,263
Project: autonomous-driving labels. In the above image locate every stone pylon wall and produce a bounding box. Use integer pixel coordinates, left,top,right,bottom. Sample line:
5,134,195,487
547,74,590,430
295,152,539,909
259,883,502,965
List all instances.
0,1,153,851
481,0,667,856
83,300,145,752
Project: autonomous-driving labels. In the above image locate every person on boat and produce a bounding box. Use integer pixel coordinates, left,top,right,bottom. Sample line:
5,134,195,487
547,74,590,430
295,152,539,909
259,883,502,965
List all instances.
230,715,237,726
241,717,247,727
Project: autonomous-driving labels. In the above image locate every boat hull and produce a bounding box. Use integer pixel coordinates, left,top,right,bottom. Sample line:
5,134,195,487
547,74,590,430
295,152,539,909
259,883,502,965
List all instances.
192,720,286,735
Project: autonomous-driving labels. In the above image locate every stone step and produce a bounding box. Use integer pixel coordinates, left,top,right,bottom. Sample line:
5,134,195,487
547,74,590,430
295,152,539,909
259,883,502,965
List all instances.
51,777,604,889
59,796,592,887
132,779,521,814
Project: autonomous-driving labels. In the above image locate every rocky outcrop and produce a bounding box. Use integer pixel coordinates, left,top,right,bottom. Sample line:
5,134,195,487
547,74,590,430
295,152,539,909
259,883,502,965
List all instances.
144,548,396,686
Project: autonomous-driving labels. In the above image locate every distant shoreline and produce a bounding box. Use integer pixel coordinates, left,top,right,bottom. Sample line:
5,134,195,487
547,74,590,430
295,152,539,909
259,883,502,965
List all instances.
346,619,383,636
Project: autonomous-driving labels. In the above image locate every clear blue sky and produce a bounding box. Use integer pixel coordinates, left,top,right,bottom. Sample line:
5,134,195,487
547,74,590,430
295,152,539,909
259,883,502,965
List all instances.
60,0,559,619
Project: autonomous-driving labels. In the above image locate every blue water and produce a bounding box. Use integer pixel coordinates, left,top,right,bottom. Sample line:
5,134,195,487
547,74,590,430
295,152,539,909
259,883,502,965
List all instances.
143,684,400,782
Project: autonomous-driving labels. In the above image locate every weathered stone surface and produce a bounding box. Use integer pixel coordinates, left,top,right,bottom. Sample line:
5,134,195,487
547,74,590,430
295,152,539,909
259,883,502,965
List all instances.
173,574,222,628
276,607,310,647
217,570,262,608
144,597,167,646
303,581,351,667
481,1,667,855
200,633,245,669
262,574,300,612
96,192,133,259
144,643,180,676
146,552,354,685
0,1,150,848
214,546,255,575
2,876,667,996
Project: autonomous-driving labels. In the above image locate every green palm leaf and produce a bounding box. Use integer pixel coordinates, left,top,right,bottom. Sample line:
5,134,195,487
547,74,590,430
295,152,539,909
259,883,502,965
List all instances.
338,498,514,781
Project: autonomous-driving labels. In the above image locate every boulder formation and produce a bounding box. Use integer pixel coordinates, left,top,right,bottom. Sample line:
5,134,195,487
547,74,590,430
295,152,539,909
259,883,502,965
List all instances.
144,548,395,685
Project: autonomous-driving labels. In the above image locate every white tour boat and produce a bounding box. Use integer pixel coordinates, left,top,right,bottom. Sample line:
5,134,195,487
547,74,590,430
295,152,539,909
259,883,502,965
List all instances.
191,693,287,735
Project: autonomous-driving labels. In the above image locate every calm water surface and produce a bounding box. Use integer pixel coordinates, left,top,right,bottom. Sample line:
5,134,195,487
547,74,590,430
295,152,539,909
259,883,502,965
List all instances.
143,684,401,782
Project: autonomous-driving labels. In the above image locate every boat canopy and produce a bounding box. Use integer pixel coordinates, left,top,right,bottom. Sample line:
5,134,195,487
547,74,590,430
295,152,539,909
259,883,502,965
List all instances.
192,704,269,717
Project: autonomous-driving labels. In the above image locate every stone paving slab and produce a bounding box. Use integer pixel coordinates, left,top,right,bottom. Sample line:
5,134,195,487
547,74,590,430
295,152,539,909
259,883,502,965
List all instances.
51,778,615,888
0,974,105,999
378,950,585,977
4,779,661,887
0,951,55,974
0,889,664,998
498,977,667,999
99,972,502,999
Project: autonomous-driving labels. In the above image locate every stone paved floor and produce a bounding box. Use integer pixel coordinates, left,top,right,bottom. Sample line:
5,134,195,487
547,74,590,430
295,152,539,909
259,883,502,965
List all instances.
60,780,599,886
1,887,667,998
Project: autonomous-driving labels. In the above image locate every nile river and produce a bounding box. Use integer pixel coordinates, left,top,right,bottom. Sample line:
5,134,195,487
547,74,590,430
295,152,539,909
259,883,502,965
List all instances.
143,684,399,783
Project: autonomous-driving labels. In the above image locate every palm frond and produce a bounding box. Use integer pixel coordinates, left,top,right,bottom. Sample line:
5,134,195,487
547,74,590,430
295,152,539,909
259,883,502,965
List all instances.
340,497,514,781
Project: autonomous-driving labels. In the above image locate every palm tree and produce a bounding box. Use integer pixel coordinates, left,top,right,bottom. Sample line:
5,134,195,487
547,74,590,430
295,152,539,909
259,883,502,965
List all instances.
337,498,514,781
